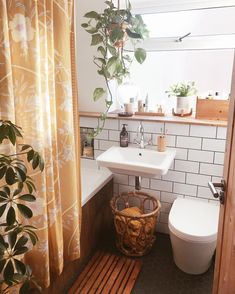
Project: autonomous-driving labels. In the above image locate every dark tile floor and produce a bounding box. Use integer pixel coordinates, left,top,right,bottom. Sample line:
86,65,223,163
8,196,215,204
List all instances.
101,232,214,294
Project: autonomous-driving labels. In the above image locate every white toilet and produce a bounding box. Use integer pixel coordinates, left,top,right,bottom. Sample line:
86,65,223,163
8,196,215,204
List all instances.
168,198,220,275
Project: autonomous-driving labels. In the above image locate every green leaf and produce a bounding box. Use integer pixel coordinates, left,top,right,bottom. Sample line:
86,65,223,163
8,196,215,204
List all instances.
32,153,39,169
97,46,106,57
126,28,142,39
17,204,33,219
91,34,103,46
14,259,26,275
14,246,29,256
0,259,6,272
107,56,119,76
7,207,16,226
15,167,27,182
84,11,99,19
8,231,17,249
19,194,36,202
0,204,7,217
93,88,106,101
3,186,10,195
39,157,45,172
15,236,28,250
6,167,16,185
21,144,31,151
107,45,117,56
27,149,34,162
3,260,14,281
27,231,38,246
109,27,124,44
86,27,98,34
0,166,7,179
81,23,89,28
8,126,16,145
134,48,147,64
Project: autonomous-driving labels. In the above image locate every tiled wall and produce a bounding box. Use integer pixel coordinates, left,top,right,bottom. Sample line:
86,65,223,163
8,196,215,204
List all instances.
80,116,227,234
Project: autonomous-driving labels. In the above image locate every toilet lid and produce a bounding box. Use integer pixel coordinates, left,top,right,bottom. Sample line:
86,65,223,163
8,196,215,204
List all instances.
169,198,220,242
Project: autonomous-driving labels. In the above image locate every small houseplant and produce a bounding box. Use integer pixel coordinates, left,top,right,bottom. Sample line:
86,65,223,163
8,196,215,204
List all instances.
82,0,149,135
0,120,44,293
166,82,197,116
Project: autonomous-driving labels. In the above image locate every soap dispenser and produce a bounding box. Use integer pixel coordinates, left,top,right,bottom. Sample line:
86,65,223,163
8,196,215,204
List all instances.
120,124,129,147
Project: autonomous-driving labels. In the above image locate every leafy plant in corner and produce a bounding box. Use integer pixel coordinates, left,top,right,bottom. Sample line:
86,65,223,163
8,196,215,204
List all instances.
82,0,149,136
166,81,197,97
0,120,44,294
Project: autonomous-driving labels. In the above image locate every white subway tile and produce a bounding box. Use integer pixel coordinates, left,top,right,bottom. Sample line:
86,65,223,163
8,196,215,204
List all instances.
99,140,119,151
212,176,223,183
119,120,139,132
165,123,189,136
176,136,202,149
173,183,197,196
94,140,99,150
175,160,199,173
202,139,226,152
174,148,188,160
113,174,128,185
141,188,161,200
150,179,173,192
186,173,211,187
200,163,224,177
113,183,119,194
197,186,214,200
161,202,172,213
162,170,186,183
160,212,169,223
161,192,183,203
109,130,120,141
190,125,216,138
156,223,169,234
217,127,227,139
214,152,225,165
128,176,150,189
104,119,119,130
118,184,131,194
143,122,164,133
96,129,109,140
80,117,98,128
188,150,214,163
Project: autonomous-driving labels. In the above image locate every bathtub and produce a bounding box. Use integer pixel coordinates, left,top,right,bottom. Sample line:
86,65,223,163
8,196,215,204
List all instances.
81,158,113,206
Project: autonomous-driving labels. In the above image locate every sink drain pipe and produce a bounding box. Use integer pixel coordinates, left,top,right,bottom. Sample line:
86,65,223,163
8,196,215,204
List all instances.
135,176,142,190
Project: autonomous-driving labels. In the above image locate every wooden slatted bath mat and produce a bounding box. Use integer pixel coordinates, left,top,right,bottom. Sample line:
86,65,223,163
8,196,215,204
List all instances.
69,251,142,294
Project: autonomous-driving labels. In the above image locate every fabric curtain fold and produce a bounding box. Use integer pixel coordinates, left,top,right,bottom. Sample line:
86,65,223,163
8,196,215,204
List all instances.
0,0,81,288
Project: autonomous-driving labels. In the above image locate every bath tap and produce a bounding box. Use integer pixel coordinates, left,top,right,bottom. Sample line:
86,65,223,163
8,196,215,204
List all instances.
134,122,152,149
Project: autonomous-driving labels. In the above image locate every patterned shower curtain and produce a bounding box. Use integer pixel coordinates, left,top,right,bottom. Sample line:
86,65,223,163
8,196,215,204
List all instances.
0,0,81,288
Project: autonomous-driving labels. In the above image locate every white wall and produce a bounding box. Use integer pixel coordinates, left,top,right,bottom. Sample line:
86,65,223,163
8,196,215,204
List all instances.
75,0,106,112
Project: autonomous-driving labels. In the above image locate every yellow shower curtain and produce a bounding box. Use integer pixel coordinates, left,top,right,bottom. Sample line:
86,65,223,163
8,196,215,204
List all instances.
0,0,81,288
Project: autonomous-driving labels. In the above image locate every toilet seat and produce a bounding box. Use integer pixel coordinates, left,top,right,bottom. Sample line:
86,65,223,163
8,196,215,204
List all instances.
169,198,220,243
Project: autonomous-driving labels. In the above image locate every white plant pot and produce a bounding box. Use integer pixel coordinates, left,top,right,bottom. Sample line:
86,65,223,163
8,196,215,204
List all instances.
175,96,192,114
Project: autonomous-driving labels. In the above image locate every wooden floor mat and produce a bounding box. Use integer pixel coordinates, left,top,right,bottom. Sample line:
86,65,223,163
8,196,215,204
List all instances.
69,251,142,294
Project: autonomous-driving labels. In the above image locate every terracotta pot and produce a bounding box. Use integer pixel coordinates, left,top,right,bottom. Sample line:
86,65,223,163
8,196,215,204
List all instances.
108,22,128,48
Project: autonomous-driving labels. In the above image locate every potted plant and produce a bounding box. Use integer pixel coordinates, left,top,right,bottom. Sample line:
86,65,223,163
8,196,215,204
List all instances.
0,120,44,293
82,0,149,135
166,82,198,116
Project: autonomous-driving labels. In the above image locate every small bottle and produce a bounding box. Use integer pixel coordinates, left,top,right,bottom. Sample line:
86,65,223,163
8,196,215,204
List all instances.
120,124,129,147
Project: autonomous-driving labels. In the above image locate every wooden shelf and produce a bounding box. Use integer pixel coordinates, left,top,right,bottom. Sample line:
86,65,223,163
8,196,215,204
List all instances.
79,111,228,127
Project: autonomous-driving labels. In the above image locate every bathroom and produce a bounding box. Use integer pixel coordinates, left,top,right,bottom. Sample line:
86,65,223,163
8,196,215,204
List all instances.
0,0,235,294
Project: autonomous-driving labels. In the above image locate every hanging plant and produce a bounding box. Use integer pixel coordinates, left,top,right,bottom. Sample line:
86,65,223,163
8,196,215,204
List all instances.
82,0,149,136
0,120,44,293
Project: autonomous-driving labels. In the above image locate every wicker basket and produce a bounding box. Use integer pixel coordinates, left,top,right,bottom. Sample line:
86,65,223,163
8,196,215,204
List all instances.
110,191,161,257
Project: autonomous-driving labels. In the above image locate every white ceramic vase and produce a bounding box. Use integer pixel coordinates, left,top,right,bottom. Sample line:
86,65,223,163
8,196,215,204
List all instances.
176,96,192,114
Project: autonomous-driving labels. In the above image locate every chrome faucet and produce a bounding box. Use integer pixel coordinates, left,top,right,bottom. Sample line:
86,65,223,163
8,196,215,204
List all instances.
134,122,152,149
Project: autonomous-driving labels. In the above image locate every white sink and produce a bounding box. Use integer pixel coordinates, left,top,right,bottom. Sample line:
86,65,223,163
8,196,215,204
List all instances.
96,146,176,177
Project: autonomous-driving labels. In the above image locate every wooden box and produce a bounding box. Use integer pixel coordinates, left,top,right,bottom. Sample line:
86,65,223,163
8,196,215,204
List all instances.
195,98,229,121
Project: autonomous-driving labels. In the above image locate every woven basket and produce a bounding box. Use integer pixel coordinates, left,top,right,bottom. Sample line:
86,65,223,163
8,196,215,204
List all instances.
110,191,161,257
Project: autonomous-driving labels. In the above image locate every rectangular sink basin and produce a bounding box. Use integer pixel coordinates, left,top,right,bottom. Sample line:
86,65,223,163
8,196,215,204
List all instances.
96,146,176,177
